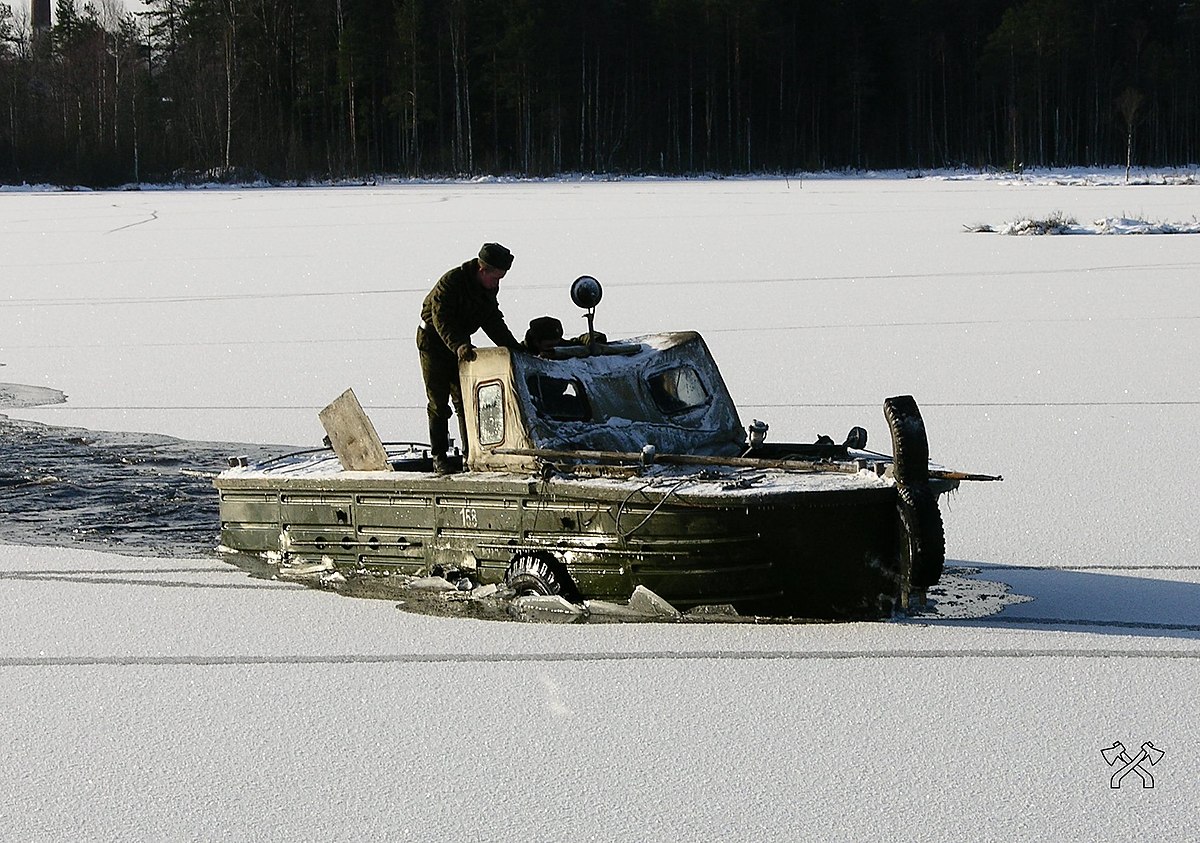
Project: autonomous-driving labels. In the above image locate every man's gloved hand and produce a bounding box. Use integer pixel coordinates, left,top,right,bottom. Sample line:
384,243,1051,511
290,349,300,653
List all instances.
457,344,477,363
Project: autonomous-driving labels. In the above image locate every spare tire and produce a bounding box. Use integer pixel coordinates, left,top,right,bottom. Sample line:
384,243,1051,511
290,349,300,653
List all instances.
898,484,945,590
883,395,929,486
884,396,945,589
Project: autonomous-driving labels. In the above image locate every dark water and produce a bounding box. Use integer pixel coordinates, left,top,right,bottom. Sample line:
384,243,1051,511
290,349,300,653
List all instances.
0,415,1040,625
0,414,285,558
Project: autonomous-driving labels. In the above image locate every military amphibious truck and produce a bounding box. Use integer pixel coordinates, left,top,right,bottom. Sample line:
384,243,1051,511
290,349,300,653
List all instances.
214,278,997,619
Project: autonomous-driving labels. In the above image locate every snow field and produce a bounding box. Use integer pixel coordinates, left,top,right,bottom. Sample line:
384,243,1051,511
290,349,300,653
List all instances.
2,173,1198,840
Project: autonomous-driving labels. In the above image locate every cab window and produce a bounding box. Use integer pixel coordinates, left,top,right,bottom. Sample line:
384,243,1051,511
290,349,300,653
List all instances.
526,375,590,421
648,366,709,415
477,382,505,445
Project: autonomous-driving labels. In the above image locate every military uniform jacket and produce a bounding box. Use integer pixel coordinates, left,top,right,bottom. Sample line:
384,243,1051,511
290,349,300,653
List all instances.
419,259,520,356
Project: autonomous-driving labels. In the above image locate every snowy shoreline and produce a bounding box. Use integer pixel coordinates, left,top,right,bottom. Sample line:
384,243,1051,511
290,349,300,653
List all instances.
2,163,1198,193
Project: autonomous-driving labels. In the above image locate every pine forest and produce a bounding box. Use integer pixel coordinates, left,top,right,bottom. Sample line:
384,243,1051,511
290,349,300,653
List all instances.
2,0,1198,185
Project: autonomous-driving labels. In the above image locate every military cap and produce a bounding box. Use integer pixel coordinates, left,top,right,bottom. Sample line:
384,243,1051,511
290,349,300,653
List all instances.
479,242,514,271
525,315,564,348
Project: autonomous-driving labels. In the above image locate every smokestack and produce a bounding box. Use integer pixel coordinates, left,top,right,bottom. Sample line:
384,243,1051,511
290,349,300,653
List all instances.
32,0,51,31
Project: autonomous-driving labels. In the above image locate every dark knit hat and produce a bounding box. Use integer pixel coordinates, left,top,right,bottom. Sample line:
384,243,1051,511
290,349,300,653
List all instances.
479,242,514,271
525,315,564,348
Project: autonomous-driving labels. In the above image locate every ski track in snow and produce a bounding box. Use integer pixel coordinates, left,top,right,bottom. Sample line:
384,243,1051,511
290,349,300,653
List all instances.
5,260,1200,306
5,647,1200,669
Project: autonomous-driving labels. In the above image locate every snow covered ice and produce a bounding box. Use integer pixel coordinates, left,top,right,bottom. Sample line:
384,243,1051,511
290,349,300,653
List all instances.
2,171,1198,840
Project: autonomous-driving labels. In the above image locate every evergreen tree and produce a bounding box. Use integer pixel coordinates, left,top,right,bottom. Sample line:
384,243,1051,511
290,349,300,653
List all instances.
2,0,1197,184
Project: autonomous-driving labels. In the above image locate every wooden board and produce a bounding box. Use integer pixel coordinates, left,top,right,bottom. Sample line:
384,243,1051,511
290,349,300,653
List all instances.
318,388,392,471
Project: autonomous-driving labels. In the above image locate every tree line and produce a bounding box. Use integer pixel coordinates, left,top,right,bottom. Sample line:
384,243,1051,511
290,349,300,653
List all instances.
1,0,1197,186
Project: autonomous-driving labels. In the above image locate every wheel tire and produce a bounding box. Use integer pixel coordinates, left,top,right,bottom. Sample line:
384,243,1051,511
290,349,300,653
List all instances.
505,552,576,600
883,395,930,486
898,485,946,590
885,395,944,590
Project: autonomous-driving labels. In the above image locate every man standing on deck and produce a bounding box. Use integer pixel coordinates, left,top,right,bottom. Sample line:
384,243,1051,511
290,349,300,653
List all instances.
417,242,522,474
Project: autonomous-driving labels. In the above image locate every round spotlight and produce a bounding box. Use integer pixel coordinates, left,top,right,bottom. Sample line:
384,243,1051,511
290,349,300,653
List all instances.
570,275,603,310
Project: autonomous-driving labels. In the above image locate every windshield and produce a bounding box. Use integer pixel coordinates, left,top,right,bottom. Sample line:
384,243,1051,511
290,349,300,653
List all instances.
647,366,709,415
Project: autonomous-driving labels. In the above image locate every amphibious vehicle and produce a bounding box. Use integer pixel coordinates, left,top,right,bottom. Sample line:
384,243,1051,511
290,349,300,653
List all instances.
215,277,997,619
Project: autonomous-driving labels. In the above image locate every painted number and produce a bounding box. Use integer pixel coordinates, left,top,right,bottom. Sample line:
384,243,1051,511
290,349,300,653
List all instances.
461,507,478,528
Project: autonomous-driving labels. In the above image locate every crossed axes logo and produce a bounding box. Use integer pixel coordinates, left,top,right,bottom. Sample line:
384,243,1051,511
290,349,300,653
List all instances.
1101,741,1164,788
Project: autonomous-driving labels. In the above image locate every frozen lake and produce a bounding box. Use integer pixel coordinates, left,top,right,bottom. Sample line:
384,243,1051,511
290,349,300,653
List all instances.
2,173,1198,840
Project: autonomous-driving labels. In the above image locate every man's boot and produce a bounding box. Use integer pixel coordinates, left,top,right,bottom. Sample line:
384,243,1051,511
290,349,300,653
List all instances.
432,453,452,475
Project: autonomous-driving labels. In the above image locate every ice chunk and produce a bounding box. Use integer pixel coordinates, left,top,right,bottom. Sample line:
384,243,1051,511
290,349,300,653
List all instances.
685,603,739,618
408,576,458,592
471,583,500,599
584,599,655,620
510,594,586,623
282,559,335,575
627,585,680,618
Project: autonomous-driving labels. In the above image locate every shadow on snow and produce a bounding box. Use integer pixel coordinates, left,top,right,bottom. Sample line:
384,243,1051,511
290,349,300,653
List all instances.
913,562,1200,641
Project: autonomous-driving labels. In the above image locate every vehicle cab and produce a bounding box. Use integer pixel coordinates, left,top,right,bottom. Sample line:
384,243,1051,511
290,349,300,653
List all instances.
461,332,748,472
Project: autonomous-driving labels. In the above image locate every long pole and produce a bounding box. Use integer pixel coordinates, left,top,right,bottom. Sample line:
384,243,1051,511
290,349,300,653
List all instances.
494,446,1001,481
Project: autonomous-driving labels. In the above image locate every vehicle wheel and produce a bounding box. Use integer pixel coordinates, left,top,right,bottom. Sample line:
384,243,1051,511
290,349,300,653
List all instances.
883,395,929,486
898,485,945,589
505,552,577,600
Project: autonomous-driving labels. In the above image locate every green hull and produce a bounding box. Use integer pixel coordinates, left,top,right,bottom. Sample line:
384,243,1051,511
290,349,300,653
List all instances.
217,469,906,619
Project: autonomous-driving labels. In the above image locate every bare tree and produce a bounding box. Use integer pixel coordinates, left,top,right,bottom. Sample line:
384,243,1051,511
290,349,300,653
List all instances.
1115,86,1143,184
